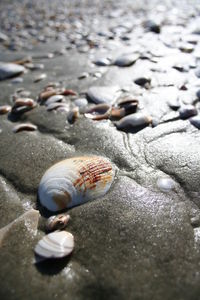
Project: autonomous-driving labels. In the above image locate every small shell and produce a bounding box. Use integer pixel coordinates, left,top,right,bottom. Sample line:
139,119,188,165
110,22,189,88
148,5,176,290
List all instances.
34,73,47,83
0,105,12,114
67,107,79,124
134,77,151,87
34,231,74,259
12,123,37,133
38,156,114,212
179,105,197,119
61,89,77,96
115,113,152,130
13,98,36,108
157,177,175,192
190,115,200,129
45,95,64,106
46,102,69,112
46,214,70,231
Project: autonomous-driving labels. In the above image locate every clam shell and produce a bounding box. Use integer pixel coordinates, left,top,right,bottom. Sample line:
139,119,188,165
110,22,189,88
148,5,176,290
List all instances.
46,214,70,231
115,113,152,130
38,156,114,212
34,231,74,259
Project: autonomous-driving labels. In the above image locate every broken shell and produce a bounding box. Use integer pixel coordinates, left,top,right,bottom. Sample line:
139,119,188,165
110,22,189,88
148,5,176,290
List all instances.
34,231,74,259
38,156,114,212
46,214,70,231
115,113,152,130
12,123,37,133
0,105,12,114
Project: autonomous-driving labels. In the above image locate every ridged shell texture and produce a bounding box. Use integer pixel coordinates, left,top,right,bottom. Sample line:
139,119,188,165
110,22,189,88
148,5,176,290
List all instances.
38,156,114,212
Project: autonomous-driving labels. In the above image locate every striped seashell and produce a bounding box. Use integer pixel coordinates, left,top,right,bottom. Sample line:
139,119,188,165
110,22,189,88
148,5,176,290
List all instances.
46,214,70,232
34,231,74,259
38,156,114,212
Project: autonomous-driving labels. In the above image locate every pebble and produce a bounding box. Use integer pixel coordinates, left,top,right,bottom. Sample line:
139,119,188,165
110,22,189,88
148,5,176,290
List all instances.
190,216,200,228
179,105,197,119
0,63,25,80
114,53,139,67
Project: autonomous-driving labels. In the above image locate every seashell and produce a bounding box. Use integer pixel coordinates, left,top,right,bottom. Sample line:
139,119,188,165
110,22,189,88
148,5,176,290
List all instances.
134,77,151,87
196,89,200,100
117,97,138,109
13,98,37,108
94,58,111,66
0,62,25,81
179,105,197,119
78,72,89,79
74,98,88,108
86,86,120,104
0,105,12,115
115,113,152,131
34,231,74,259
11,77,24,84
38,156,114,212
113,53,139,67
190,115,200,129
67,107,79,124
12,56,32,65
45,95,64,106
156,177,175,192
61,89,77,96
84,103,111,120
46,102,69,112
46,214,70,231
34,73,47,83
39,89,58,102
12,123,37,133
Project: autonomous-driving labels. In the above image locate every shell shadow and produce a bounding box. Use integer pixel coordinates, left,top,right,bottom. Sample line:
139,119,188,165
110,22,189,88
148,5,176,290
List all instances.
35,254,71,275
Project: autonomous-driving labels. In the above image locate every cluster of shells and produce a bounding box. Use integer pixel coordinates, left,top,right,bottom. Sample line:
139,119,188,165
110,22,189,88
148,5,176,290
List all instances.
35,155,114,260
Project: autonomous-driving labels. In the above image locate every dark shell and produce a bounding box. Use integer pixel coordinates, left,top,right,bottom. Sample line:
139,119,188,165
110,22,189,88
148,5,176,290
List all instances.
179,105,197,119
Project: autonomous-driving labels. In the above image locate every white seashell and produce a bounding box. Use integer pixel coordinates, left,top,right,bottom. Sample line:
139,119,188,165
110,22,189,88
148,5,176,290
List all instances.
38,156,114,212
46,214,70,231
157,177,175,192
34,231,74,259
45,95,64,106
12,123,37,133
